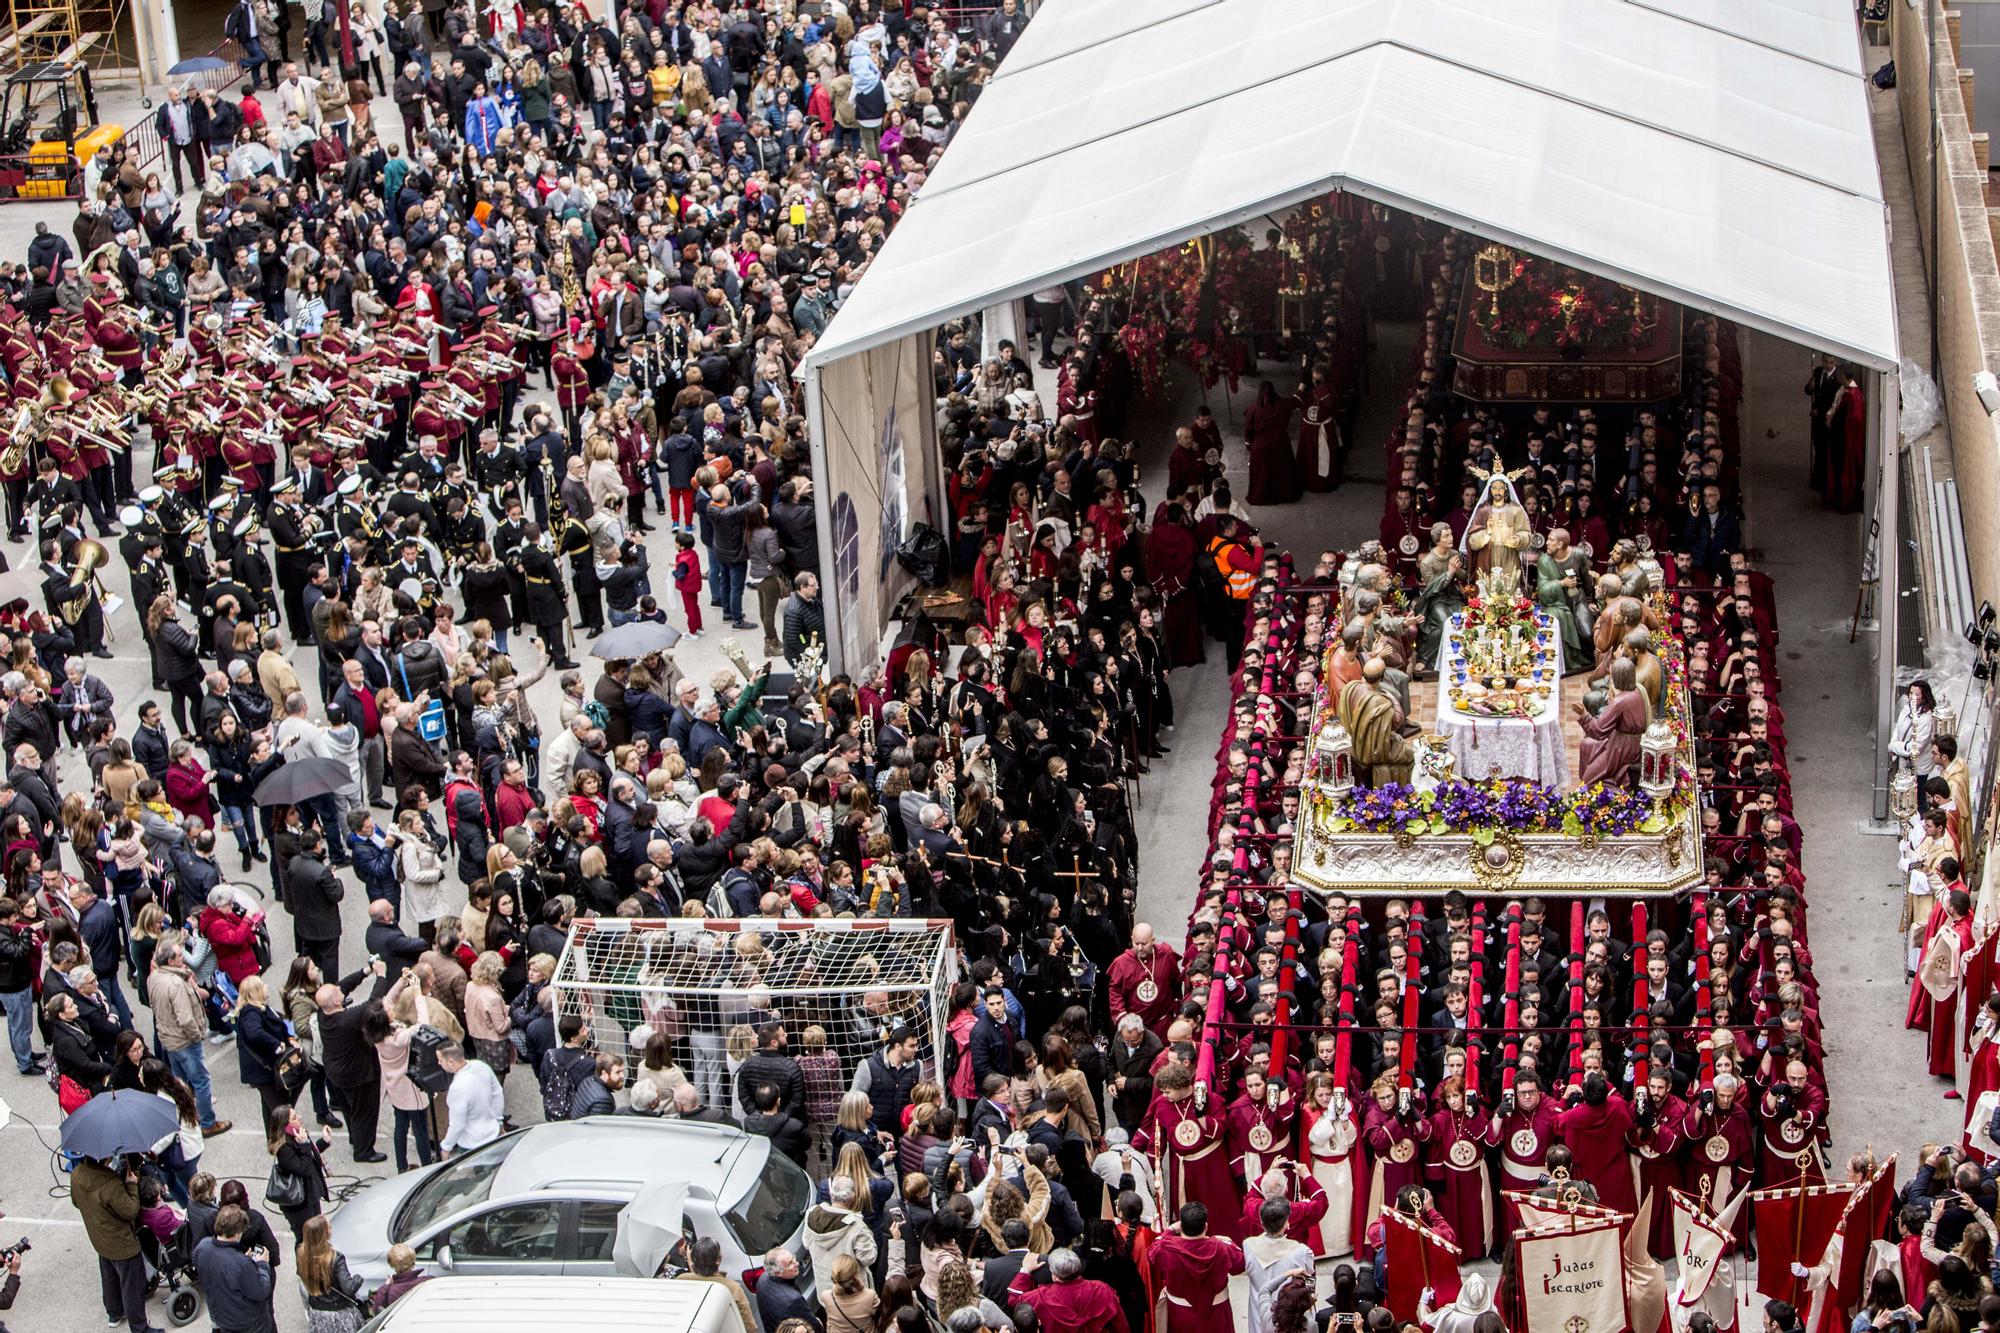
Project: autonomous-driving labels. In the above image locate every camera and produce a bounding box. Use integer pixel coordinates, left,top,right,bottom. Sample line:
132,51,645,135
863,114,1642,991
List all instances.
0,1237,29,1263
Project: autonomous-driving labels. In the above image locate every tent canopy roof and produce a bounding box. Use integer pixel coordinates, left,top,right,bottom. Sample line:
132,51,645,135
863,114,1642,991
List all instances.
803,0,1896,373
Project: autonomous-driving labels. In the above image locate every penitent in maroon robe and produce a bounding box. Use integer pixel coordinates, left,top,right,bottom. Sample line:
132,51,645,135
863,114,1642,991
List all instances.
1554,1091,1639,1214
1292,379,1340,492
1910,910,1975,1078
1424,1107,1495,1259
1150,1232,1244,1333
1137,1093,1244,1238
1143,519,1206,668
1966,1021,2000,1159
1244,395,1299,506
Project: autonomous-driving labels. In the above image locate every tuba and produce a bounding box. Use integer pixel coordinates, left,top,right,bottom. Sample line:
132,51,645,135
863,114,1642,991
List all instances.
0,403,39,476
62,539,109,624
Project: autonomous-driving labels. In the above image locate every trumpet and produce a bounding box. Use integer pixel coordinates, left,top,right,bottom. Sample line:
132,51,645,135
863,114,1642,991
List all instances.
62,422,125,456
320,428,365,454
491,321,538,341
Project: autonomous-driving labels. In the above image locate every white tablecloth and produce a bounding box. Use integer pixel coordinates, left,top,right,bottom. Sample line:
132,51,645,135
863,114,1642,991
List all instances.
1434,618,1569,786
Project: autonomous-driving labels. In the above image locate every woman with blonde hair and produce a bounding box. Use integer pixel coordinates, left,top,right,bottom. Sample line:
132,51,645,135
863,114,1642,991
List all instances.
297,1214,366,1333
826,1248,907,1333
832,1087,874,1163
465,951,514,1083
933,1259,979,1323
233,974,296,1122
724,1024,759,1119
826,1140,891,1220
586,434,628,515
397,808,450,941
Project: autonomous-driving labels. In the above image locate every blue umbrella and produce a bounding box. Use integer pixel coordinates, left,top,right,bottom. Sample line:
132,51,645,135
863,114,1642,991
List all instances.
59,1089,181,1161
167,55,228,75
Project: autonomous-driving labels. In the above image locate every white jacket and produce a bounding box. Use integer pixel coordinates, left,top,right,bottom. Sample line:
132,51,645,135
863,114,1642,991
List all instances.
800,1203,878,1300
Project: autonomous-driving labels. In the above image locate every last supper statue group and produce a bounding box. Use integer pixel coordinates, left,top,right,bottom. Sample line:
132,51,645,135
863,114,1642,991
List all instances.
1395,464,1654,788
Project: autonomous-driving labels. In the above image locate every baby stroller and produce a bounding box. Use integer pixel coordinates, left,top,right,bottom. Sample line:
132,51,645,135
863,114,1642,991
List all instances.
140,1220,206,1327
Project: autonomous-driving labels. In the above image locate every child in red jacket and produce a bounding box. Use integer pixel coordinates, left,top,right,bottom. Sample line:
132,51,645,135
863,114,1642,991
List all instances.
672,531,704,637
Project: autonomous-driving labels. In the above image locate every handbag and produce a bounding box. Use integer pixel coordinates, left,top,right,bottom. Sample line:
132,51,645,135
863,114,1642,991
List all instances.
265,1160,306,1210
398,657,448,743
275,1040,310,1094
56,1073,91,1115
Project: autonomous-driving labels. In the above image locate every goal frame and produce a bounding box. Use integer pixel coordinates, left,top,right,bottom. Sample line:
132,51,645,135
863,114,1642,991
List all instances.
550,917,961,1083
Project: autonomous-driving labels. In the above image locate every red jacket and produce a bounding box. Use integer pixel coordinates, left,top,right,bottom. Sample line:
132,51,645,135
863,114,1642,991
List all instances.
198,904,263,986
493,780,537,832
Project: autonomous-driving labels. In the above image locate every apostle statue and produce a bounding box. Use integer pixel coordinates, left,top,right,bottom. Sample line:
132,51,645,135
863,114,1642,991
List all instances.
1577,657,1648,786
1461,473,1531,589
1533,526,1593,672
1413,546,1470,667
1625,626,1665,715
1337,657,1414,786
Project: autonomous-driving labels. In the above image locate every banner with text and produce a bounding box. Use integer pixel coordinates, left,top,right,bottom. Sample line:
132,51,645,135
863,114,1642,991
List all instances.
1669,1189,1731,1308
1517,1215,1628,1333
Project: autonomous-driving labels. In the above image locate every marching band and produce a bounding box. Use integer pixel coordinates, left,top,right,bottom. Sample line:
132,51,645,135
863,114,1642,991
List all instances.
0,275,601,671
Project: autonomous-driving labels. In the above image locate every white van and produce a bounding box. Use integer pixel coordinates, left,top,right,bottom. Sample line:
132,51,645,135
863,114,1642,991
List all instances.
357,1275,753,1333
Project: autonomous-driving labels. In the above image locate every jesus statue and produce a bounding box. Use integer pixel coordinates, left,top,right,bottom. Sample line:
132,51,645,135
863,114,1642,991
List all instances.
1462,474,1532,590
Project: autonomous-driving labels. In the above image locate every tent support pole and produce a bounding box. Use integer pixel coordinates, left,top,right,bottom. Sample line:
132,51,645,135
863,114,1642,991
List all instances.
802,365,845,678
1872,367,1903,824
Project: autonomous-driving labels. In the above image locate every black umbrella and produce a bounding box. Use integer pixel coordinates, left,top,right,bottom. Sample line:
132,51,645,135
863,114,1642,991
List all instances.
59,1089,181,1160
253,756,355,807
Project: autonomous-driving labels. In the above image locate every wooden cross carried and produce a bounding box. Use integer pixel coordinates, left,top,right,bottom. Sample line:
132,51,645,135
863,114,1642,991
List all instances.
1053,854,1097,898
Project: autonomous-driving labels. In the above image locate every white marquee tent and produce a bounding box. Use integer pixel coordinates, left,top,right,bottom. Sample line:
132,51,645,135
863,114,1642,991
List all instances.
795,0,1901,791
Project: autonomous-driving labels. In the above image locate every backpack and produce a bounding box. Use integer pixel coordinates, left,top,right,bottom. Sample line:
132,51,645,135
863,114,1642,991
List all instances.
540,1046,595,1121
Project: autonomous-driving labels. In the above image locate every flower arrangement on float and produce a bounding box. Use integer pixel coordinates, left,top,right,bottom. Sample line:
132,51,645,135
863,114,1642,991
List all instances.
1307,775,1687,840
1480,253,1657,354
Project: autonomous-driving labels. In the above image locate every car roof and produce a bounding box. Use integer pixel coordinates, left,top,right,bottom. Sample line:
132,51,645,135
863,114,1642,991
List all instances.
489,1116,764,1203
375,1276,735,1333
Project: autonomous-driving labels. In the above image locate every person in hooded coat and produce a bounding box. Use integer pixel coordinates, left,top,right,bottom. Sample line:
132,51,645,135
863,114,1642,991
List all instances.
1143,503,1204,668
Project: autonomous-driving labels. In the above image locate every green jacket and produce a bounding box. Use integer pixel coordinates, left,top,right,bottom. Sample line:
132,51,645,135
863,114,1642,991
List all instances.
721,670,770,736
73,1159,141,1259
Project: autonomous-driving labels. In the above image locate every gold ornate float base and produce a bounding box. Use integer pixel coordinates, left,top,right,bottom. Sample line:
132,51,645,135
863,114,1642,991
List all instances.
1288,803,1703,898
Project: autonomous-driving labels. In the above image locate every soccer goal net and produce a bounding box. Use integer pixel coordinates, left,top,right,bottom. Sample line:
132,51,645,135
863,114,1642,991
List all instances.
550,917,960,1117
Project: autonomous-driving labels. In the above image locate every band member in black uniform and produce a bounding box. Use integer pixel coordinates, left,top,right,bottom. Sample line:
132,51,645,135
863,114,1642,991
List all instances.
40,537,109,658
517,524,578,669
555,507,601,635
266,477,317,642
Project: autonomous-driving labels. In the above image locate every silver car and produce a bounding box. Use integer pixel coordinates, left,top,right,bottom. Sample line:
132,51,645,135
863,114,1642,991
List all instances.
327,1117,811,1293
